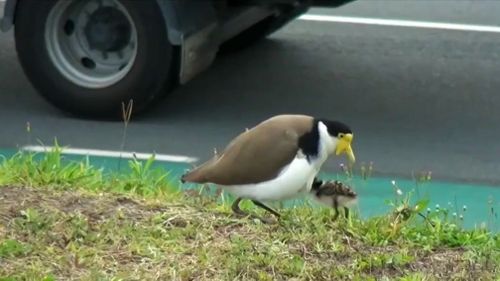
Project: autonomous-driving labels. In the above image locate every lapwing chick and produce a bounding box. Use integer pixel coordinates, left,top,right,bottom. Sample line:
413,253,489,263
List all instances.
181,114,355,222
310,178,358,221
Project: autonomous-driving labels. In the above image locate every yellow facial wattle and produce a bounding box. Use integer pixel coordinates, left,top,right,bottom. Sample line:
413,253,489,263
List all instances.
335,133,355,164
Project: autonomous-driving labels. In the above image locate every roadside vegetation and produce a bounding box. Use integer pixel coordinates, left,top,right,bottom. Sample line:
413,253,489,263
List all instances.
0,144,498,281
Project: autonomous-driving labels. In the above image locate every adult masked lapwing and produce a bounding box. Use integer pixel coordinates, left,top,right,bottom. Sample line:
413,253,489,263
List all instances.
181,114,355,221
310,178,358,221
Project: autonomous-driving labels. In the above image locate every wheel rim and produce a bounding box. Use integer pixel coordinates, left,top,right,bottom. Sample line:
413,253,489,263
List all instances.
45,0,138,89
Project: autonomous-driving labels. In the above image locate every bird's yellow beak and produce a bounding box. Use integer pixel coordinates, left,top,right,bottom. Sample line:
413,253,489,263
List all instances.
335,133,355,164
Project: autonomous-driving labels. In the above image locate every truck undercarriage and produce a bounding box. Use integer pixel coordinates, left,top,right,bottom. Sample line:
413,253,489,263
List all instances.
1,0,356,118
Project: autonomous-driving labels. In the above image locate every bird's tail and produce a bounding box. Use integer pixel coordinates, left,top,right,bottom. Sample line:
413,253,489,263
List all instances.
180,154,219,184
180,169,198,184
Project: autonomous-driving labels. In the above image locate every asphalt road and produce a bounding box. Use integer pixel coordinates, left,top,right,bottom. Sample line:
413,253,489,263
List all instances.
1,0,500,185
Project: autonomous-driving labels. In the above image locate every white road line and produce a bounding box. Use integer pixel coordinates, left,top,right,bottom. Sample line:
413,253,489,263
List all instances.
299,14,500,33
22,145,198,163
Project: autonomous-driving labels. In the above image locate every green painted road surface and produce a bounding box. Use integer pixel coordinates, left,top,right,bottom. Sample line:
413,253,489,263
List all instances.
1,149,498,232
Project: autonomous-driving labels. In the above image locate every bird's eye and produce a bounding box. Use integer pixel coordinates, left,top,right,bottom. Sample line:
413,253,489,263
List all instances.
338,133,344,138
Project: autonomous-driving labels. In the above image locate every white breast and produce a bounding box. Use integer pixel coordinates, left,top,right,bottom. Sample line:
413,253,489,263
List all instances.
219,156,319,202
218,121,335,202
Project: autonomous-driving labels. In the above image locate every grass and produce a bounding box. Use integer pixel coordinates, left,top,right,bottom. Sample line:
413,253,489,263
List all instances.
0,146,498,281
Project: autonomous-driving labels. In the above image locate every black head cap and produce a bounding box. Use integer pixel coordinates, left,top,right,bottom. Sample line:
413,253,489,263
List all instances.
298,118,353,159
316,118,352,137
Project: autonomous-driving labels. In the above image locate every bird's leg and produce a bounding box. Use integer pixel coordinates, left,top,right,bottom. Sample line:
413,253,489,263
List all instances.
251,200,281,218
332,197,339,221
231,198,276,224
344,207,350,219
231,197,248,216
332,208,339,221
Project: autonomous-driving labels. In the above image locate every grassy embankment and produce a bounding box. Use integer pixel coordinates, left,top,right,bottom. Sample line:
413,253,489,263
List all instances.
0,144,498,281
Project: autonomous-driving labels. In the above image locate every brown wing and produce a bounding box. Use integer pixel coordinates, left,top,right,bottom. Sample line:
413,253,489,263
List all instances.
181,115,314,185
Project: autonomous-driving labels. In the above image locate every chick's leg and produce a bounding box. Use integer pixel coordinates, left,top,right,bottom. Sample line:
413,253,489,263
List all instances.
344,207,350,219
332,197,339,221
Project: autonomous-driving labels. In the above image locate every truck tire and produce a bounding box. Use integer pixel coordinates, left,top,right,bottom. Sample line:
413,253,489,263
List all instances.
14,0,176,119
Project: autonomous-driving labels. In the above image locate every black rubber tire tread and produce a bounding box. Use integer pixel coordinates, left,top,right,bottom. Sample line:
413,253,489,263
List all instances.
14,0,175,119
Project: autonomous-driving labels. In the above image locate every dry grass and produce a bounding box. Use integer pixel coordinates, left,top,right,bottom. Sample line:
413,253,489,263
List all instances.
0,186,498,281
